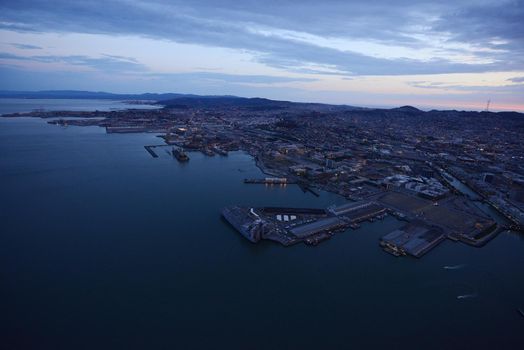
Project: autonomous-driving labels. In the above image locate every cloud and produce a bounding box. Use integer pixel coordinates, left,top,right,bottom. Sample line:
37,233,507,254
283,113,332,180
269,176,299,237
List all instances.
0,65,315,95
1,65,522,111
433,1,524,49
0,53,315,86
508,76,524,83
101,54,139,63
408,80,524,94
1,35,324,89
408,81,450,90
0,52,28,60
0,0,523,76
151,71,317,84
0,21,38,32
10,42,42,50
432,1,524,69
0,51,148,72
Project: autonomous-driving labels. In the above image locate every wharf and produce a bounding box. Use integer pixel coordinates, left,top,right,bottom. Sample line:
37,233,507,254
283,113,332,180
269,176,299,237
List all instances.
305,232,333,245
244,177,295,184
144,145,159,158
305,187,320,197
329,201,387,224
222,200,389,247
380,223,446,258
298,182,320,196
457,225,503,247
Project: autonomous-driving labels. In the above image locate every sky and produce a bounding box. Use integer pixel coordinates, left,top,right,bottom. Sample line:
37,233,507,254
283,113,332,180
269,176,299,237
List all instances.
0,0,523,111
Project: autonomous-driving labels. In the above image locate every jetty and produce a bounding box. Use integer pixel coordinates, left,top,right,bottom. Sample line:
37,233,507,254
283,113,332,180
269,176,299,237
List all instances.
144,145,159,158
244,177,295,184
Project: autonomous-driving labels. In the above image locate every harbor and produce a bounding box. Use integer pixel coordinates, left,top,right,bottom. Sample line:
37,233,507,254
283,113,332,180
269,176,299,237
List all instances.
225,184,505,257
222,200,390,247
380,222,446,257
2,115,523,349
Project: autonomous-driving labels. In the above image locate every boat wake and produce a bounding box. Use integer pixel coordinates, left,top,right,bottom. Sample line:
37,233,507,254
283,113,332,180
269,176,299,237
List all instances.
457,293,477,300
443,264,465,270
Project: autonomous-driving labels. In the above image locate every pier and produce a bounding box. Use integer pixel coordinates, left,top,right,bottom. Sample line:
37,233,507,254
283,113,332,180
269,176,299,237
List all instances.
380,223,446,258
244,177,296,184
261,207,326,215
305,186,320,197
222,200,389,247
144,145,159,158
297,182,320,196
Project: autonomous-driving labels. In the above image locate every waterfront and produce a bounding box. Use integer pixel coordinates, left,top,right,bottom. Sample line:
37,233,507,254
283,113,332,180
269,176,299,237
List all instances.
1,114,524,349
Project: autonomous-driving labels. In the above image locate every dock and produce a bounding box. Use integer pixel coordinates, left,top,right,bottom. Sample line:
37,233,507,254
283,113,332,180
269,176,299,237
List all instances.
222,200,389,247
297,182,320,197
328,201,387,224
244,177,296,184
380,223,446,258
305,187,320,197
144,145,159,158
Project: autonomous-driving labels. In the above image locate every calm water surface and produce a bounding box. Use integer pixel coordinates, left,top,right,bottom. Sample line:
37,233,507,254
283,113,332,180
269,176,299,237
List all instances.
0,98,160,115
1,102,523,349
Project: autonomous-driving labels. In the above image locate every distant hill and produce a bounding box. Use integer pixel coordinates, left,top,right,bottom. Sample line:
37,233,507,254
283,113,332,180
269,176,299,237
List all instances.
391,105,422,113
159,96,296,110
0,90,360,110
0,90,521,116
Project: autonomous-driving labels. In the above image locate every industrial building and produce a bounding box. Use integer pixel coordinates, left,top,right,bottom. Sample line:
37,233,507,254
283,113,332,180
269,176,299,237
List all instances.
328,201,387,222
289,217,346,238
380,223,445,257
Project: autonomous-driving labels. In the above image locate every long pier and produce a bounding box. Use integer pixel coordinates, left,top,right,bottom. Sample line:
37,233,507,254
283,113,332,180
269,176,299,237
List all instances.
297,182,320,197
305,187,320,197
244,177,296,184
144,145,158,158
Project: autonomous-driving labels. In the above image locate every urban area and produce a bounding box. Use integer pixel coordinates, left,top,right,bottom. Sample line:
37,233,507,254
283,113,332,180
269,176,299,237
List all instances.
5,96,524,258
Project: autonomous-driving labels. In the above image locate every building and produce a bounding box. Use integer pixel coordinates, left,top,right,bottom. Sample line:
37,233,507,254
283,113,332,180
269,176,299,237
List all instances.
289,217,346,238
380,224,445,258
328,201,386,222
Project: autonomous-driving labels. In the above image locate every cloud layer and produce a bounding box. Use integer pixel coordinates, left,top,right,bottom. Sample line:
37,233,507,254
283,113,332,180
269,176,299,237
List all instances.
1,0,523,75
0,0,523,110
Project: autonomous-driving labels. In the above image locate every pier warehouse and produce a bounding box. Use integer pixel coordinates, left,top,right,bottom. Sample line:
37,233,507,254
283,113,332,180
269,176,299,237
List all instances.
328,201,386,222
289,217,346,238
380,224,445,257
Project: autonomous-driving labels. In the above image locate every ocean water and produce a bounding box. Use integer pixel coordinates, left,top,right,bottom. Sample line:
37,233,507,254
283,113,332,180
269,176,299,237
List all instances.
0,98,160,115
1,102,523,349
